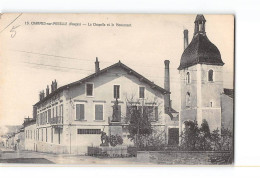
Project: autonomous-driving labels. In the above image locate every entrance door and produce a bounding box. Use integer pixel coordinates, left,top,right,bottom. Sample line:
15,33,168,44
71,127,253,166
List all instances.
168,128,179,145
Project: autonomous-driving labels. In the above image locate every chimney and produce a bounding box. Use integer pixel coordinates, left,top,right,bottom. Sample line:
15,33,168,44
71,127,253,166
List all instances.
39,90,45,101
33,106,37,120
95,57,100,73
54,79,57,90
184,29,189,50
51,81,54,93
46,85,49,96
164,60,171,112
42,90,45,99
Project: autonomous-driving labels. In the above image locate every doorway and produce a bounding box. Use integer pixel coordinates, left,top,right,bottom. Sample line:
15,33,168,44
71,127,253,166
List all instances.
168,128,179,145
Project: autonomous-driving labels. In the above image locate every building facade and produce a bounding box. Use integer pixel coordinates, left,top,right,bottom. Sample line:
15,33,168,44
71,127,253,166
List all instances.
33,60,178,154
13,129,25,151
24,118,37,151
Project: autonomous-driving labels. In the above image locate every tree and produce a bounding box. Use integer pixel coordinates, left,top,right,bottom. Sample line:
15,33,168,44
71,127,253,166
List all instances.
198,119,212,150
125,95,160,148
180,120,200,150
180,119,233,151
210,128,221,150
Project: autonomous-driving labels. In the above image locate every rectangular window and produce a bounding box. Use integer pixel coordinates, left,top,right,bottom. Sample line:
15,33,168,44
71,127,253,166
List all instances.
51,128,53,143
86,83,94,96
139,86,145,98
37,129,39,141
40,113,42,125
60,104,63,123
44,111,46,124
46,128,48,142
57,105,60,117
76,104,85,120
144,106,159,121
48,109,51,123
58,129,60,144
95,104,104,121
77,129,101,134
56,106,58,118
113,85,120,99
54,128,62,144
41,128,43,141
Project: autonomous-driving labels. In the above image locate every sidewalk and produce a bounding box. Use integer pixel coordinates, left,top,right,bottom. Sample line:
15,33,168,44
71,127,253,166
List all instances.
1,149,143,165
0,147,15,153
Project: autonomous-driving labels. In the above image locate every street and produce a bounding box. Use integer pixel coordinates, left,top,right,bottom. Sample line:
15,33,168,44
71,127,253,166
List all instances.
0,148,142,165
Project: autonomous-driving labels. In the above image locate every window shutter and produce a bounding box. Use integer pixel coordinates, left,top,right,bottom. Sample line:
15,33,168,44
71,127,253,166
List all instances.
95,105,103,120
117,86,120,99
76,104,80,120
60,105,63,117
155,106,159,121
80,104,84,120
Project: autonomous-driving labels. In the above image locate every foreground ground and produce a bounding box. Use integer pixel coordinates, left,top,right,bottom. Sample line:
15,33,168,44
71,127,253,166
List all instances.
0,148,143,165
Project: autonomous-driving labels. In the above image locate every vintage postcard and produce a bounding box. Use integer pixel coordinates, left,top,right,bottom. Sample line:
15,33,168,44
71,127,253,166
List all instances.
0,14,234,165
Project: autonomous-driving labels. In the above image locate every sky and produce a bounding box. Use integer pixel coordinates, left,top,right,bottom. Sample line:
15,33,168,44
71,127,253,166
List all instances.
0,14,234,127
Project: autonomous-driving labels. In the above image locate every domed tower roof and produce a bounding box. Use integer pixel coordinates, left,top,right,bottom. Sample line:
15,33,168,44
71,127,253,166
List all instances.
178,14,224,70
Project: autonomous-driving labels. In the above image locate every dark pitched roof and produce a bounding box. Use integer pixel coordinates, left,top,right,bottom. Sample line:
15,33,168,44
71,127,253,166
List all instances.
34,61,170,106
195,14,206,22
178,33,224,70
223,88,234,98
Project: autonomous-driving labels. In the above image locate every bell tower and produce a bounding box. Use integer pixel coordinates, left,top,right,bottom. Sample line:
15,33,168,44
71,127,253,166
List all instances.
178,15,224,132
194,14,206,35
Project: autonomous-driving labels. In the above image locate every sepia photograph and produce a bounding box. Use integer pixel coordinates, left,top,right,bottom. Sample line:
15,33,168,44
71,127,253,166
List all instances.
0,13,234,165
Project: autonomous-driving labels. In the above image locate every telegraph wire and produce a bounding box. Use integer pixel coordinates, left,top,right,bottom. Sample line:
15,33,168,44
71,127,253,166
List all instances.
22,61,234,84
11,49,234,72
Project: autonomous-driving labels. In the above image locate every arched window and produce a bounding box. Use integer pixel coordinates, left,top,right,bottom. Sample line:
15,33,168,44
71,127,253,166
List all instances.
186,92,191,107
186,72,190,84
208,69,213,82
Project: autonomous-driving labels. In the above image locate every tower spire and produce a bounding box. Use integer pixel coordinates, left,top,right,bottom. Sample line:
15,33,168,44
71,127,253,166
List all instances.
194,14,206,35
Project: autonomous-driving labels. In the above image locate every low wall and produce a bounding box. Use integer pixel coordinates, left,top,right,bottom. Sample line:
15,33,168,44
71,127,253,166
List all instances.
88,145,128,157
36,141,69,154
137,151,233,165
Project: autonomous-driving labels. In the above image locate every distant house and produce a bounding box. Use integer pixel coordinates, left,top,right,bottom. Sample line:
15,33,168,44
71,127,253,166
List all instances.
33,59,178,154
13,128,25,151
221,89,234,131
23,117,37,151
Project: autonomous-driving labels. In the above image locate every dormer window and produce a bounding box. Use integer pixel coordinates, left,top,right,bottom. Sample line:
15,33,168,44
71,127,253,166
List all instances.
186,72,191,84
208,69,214,82
86,83,94,96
